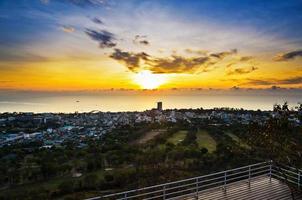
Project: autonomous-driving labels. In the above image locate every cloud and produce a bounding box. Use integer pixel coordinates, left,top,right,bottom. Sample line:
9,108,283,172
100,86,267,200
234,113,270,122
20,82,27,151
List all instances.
279,77,302,84
239,56,253,62
85,29,116,48
41,0,111,7
274,50,302,61
185,49,208,55
149,55,211,74
149,50,239,74
227,66,258,75
110,49,149,72
0,51,48,62
92,17,104,25
110,49,239,74
64,0,108,7
231,86,240,90
271,85,281,90
40,0,49,4
60,25,75,33
133,35,150,46
210,49,237,59
244,79,273,86
243,76,302,86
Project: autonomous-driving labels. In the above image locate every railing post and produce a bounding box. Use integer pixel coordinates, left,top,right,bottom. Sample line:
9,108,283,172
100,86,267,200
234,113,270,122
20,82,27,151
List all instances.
223,171,227,192
269,162,272,182
163,185,166,200
195,177,199,199
124,193,127,200
298,171,301,190
248,165,251,188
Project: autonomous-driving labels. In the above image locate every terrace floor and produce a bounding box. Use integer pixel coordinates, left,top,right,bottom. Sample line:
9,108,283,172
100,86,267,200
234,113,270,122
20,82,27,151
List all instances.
185,176,302,200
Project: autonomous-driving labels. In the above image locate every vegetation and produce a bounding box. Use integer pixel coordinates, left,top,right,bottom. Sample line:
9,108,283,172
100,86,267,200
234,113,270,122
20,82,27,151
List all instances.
167,130,187,145
0,103,301,199
196,130,216,153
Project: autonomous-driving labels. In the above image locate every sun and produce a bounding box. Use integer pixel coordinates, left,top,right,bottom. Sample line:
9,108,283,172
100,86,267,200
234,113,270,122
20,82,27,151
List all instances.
134,70,167,89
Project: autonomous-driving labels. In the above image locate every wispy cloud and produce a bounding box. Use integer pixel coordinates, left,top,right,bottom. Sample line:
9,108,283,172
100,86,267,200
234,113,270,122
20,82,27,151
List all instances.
92,17,104,25
227,66,258,75
274,50,302,61
42,0,110,7
244,76,302,86
85,29,116,48
185,49,208,56
60,25,75,33
133,35,149,46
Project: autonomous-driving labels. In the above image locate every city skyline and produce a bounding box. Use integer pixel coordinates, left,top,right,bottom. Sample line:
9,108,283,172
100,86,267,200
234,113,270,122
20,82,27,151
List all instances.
0,0,302,91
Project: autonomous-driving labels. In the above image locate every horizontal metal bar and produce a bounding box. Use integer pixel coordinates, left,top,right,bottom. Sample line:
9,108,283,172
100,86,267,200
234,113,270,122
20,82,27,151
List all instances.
227,174,249,182
272,174,298,185
165,182,196,192
271,171,298,181
272,167,299,176
164,186,196,197
199,179,225,189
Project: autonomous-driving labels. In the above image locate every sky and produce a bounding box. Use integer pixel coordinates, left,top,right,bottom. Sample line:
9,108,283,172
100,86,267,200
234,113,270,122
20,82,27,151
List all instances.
1,0,302,91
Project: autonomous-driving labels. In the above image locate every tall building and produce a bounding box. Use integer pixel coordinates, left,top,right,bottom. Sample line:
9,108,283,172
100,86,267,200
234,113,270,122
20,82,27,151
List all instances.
157,102,162,111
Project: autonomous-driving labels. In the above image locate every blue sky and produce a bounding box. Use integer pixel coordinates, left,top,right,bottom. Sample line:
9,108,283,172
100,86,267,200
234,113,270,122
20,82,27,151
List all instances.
1,0,302,51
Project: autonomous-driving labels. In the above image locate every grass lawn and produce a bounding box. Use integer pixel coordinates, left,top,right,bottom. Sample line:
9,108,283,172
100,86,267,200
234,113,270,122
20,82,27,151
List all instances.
196,130,217,153
167,130,187,145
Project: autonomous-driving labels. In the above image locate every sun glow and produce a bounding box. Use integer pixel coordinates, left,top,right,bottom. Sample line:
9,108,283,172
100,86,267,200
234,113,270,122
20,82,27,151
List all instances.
134,70,167,89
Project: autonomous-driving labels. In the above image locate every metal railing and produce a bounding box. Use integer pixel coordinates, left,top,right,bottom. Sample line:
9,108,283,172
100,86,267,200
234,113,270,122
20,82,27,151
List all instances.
86,161,302,200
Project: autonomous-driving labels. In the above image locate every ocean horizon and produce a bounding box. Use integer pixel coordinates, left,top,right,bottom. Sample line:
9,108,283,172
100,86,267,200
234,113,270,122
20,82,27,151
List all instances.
0,89,301,113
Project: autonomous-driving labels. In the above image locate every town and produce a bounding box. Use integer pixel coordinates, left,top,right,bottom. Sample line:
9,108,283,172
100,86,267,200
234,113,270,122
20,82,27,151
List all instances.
1,102,301,148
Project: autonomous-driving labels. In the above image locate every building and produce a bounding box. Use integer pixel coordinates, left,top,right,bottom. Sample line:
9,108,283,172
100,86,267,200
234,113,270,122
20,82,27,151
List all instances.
157,102,162,111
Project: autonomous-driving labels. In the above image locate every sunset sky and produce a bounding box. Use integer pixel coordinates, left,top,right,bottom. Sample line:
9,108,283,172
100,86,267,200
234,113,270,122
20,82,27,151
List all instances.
1,0,302,91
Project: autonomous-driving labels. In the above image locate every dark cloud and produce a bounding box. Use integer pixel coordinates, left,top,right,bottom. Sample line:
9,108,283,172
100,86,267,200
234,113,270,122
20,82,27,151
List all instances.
92,17,104,25
41,0,110,7
133,35,150,46
149,56,211,74
64,0,109,7
110,49,149,72
149,50,239,74
274,50,302,61
243,76,302,86
110,49,241,74
210,49,237,59
239,56,253,62
85,29,116,48
185,49,208,55
279,77,302,84
271,85,281,90
227,66,258,75
231,86,240,90
244,79,273,86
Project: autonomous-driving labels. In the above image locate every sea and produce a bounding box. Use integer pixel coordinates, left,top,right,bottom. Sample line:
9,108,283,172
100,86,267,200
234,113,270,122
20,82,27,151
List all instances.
0,89,301,113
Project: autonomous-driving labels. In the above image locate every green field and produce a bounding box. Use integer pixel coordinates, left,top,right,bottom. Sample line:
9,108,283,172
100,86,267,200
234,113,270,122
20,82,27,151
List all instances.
196,130,217,153
225,131,249,148
167,130,187,144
